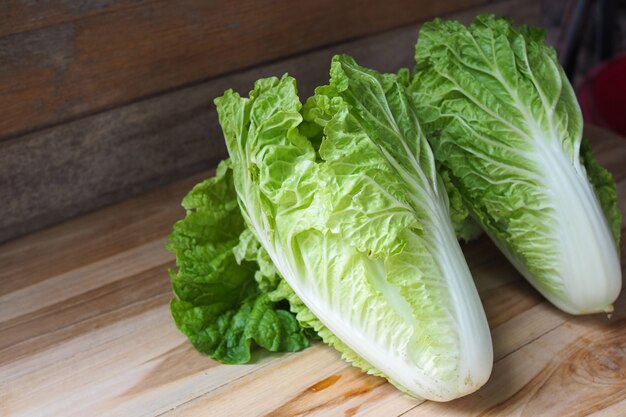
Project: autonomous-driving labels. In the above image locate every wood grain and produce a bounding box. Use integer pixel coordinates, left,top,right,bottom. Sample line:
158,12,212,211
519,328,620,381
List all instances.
0,1,155,37
0,0,544,244
0,0,487,140
0,126,624,417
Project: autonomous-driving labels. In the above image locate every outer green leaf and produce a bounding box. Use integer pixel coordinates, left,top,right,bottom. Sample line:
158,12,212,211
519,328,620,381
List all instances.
168,161,308,364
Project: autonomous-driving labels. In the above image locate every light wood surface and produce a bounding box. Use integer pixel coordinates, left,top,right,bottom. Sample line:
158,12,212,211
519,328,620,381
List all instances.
1,125,625,416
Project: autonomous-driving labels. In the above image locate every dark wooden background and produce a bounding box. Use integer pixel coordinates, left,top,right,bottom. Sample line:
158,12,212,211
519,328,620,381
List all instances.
1,0,551,243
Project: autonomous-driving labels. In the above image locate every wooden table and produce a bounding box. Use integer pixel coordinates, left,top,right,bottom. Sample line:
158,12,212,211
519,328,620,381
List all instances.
1,125,625,416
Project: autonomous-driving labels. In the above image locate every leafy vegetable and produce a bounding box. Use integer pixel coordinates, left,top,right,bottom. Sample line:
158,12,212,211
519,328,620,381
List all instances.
168,160,309,364
411,15,622,314
214,55,492,401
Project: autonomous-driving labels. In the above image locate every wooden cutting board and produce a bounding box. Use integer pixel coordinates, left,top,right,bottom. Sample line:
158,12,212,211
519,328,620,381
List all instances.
0,125,625,417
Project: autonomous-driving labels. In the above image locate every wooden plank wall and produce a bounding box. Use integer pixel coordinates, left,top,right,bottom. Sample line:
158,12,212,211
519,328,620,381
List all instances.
0,0,541,243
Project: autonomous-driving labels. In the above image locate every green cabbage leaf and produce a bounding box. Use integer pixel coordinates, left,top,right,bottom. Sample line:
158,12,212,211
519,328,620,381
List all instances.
167,161,309,364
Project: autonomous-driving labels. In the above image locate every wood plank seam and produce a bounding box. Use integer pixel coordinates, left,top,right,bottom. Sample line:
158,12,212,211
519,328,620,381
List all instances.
152,351,302,417
0,266,172,355
0,293,168,367
493,304,568,362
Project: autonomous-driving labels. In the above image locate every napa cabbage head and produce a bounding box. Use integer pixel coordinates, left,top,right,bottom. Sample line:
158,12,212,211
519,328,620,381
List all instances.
411,15,622,315
215,55,492,401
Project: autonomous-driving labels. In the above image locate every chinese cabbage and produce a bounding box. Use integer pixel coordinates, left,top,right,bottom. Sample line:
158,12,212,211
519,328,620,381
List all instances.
411,15,622,314
215,55,492,401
